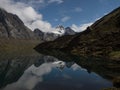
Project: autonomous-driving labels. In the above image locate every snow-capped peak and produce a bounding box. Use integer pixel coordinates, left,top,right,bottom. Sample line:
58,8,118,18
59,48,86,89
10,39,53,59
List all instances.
55,25,65,35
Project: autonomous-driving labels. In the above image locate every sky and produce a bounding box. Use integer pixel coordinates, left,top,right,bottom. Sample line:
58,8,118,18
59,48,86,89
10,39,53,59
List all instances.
0,0,120,32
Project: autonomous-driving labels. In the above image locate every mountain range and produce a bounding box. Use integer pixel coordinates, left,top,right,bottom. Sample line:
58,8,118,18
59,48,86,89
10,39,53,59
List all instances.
0,8,76,41
35,7,120,60
34,26,76,41
0,7,120,60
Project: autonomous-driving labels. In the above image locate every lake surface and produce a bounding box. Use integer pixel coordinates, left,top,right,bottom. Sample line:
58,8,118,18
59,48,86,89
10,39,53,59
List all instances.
0,53,117,90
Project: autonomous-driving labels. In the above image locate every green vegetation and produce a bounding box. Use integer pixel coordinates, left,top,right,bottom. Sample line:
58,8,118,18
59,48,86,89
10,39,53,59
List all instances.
109,51,120,60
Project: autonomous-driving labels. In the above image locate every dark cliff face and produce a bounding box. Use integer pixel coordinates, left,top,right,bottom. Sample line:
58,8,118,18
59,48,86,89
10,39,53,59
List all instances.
35,7,120,60
34,28,59,41
34,28,44,40
65,27,76,35
0,8,36,39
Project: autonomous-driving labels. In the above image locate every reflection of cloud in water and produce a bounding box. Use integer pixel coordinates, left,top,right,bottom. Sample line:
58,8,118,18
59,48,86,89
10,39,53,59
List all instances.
2,57,113,90
71,64,87,71
3,63,55,90
3,60,75,90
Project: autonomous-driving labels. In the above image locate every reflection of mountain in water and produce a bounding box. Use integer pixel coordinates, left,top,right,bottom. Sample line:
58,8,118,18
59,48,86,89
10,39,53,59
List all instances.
0,55,41,88
0,51,120,90
1,55,112,90
0,54,76,89
34,55,75,70
35,49,120,87
0,55,79,90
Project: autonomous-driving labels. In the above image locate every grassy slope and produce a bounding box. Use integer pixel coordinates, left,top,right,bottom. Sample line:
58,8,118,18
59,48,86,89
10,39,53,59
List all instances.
0,39,41,57
69,7,120,59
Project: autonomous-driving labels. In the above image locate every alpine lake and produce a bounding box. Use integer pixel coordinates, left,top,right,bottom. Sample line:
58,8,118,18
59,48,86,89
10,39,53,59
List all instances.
0,49,119,90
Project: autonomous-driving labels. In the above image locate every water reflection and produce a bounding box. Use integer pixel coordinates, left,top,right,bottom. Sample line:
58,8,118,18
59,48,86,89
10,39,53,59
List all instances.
0,55,41,89
0,55,114,90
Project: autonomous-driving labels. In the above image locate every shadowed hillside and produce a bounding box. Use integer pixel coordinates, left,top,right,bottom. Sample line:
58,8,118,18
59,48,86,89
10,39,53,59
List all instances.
35,7,120,60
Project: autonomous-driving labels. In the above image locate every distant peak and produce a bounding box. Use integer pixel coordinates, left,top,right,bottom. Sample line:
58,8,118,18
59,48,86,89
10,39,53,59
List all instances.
0,8,6,12
34,28,42,32
65,27,71,30
56,25,65,30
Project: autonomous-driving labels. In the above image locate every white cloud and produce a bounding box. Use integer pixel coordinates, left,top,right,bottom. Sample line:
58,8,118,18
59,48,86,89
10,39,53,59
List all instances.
3,58,68,90
0,0,55,32
0,0,93,33
48,0,64,4
3,63,54,90
71,22,93,32
61,16,71,22
30,20,53,32
74,7,82,12
22,7,42,22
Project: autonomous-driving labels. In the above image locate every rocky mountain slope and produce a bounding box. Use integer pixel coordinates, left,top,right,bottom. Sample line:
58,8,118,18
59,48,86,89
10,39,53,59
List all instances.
0,8,37,39
34,26,76,41
65,27,76,35
0,8,76,41
0,8,43,53
54,25,76,35
34,28,60,41
34,29,44,40
35,7,120,60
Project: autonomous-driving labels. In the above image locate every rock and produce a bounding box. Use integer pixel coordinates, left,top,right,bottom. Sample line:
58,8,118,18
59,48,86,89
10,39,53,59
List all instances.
65,27,76,35
34,28,44,40
0,8,37,39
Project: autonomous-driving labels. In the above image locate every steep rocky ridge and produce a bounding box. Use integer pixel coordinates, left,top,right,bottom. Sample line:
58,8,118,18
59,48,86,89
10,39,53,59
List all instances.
0,8,36,39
